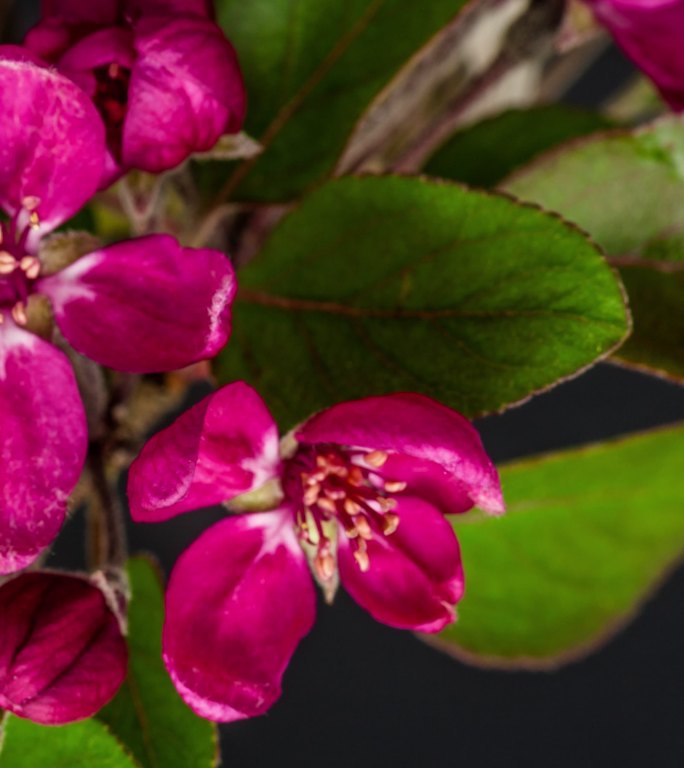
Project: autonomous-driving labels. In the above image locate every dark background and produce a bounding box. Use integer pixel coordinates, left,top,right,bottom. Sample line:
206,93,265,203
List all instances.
5,3,684,765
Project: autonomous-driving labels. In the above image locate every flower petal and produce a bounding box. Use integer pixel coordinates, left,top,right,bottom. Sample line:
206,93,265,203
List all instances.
0,47,105,233
163,510,315,721
128,382,280,521
122,16,245,173
297,393,504,515
40,0,120,25
39,234,235,373
57,27,137,187
126,0,214,17
0,571,127,725
0,324,86,574
338,495,464,633
587,0,684,110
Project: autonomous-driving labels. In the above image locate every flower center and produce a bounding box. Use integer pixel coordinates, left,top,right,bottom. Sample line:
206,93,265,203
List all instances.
0,201,42,326
284,445,406,581
94,62,131,158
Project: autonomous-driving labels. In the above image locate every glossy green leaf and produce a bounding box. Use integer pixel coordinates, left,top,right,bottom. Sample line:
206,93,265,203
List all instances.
213,0,468,202
216,176,629,428
433,424,684,665
0,717,138,768
424,105,613,188
506,116,684,381
98,558,218,768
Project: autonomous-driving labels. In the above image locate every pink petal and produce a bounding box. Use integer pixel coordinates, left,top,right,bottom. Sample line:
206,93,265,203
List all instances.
40,0,120,25
339,495,464,633
0,324,86,574
128,382,280,522
297,393,504,516
39,234,235,373
587,0,684,110
163,510,315,721
123,16,245,173
57,27,137,185
0,47,105,233
23,22,74,62
126,0,214,17
58,27,136,81
0,571,127,725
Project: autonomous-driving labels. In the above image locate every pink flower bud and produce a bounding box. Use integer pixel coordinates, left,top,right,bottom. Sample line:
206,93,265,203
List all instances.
586,0,684,111
0,572,127,725
24,0,246,186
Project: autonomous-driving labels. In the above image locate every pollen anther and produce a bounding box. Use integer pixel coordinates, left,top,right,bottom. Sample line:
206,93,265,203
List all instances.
19,256,40,280
384,480,407,493
11,302,27,326
364,450,388,468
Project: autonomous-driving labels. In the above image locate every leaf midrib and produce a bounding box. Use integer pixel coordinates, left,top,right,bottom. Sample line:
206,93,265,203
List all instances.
237,288,625,327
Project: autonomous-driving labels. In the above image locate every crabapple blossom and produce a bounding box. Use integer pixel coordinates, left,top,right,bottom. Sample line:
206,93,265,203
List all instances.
128,382,504,721
0,50,235,573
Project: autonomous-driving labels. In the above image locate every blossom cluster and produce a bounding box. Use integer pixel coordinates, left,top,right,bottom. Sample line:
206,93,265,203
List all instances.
0,0,506,729
0,0,678,745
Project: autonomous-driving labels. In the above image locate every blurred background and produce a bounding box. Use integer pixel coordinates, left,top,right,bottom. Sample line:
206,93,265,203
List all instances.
3,1,684,765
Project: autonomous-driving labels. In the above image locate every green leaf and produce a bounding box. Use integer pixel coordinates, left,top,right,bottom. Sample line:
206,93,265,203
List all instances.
424,105,613,188
505,116,684,381
432,423,684,665
213,0,468,202
216,176,629,428
98,557,218,768
0,717,138,768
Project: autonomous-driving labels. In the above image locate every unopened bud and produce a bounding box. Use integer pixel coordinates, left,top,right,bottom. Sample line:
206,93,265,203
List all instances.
0,572,127,725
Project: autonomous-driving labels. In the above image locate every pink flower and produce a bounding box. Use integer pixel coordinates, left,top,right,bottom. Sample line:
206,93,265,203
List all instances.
0,50,235,573
0,571,127,724
25,0,246,186
128,382,504,722
585,0,684,110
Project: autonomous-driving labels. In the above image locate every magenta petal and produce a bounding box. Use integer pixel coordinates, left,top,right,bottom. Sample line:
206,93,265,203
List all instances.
59,27,136,78
587,0,684,110
40,0,120,25
123,16,245,172
297,393,504,516
0,48,105,232
126,0,214,17
128,382,280,522
23,21,75,62
339,496,464,633
39,234,235,373
0,571,127,725
163,510,315,721
0,324,86,573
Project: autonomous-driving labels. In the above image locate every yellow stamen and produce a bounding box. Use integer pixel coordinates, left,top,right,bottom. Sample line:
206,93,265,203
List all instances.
382,513,400,536
384,480,407,493
355,517,372,540
19,256,40,280
365,450,388,468
314,552,335,582
354,547,370,572
11,302,27,326
344,498,362,516
0,252,16,274
316,497,337,515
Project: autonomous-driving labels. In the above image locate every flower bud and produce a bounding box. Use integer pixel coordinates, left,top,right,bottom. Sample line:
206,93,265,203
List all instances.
0,572,127,725
586,0,684,111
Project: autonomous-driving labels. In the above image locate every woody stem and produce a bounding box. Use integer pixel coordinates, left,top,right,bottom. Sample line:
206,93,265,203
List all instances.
86,440,127,572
